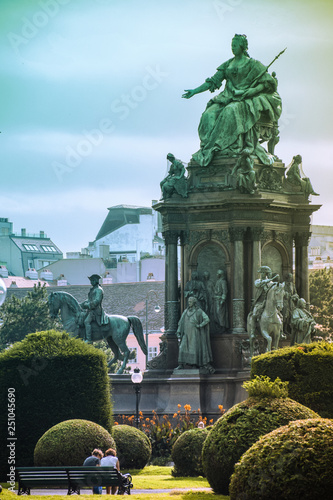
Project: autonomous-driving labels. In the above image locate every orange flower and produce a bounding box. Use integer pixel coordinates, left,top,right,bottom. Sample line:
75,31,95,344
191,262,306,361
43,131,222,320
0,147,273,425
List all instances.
297,346,305,351
178,404,181,408
114,422,119,425
173,413,178,418
184,404,192,412
139,411,143,416
209,419,213,424
218,404,224,411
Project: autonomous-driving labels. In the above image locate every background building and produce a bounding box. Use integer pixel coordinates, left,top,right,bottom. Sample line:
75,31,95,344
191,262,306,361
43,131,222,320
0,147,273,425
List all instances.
0,218,63,277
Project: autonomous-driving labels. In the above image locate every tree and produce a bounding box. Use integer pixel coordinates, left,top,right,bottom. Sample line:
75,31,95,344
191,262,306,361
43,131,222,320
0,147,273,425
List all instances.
0,283,60,349
309,268,333,338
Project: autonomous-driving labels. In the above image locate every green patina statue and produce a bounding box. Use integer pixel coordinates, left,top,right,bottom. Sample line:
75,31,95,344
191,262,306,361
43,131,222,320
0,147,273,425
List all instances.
231,148,257,194
176,296,215,373
182,34,283,166
160,153,188,199
81,274,109,343
285,154,319,197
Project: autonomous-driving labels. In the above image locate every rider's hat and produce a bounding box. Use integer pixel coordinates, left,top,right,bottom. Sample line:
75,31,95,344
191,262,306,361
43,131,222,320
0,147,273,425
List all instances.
257,266,271,274
88,274,102,281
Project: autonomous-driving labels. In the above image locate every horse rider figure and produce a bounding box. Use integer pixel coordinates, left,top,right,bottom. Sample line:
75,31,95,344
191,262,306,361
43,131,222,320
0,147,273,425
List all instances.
249,266,279,336
80,274,108,343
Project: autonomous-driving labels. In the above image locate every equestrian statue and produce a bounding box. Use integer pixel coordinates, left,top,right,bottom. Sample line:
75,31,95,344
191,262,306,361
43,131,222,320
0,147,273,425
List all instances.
48,274,147,374
247,266,285,358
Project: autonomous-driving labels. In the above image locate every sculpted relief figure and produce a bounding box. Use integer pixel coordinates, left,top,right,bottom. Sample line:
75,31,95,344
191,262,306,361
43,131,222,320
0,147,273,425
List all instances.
182,34,282,166
160,153,188,199
214,269,229,332
202,271,215,319
176,296,215,373
291,298,316,345
231,148,257,194
184,271,206,311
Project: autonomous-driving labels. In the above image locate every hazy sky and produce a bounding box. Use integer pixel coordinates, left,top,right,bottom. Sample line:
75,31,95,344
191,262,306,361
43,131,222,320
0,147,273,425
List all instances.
1,0,333,254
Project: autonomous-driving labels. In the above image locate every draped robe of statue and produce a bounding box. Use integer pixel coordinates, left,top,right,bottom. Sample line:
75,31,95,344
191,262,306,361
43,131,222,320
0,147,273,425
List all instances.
192,57,282,166
177,306,212,369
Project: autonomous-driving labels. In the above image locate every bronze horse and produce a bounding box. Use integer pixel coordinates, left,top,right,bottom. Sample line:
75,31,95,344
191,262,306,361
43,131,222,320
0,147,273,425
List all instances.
48,291,147,374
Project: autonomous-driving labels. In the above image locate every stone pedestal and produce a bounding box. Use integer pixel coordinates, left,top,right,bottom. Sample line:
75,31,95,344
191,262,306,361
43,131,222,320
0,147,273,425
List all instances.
153,155,320,372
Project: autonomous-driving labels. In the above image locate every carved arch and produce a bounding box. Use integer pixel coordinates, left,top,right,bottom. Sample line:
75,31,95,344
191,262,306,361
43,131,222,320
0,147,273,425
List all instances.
262,239,290,280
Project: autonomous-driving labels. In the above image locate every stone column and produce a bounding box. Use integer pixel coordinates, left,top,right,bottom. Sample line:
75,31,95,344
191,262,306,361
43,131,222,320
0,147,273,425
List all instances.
251,228,263,303
229,227,246,333
163,230,180,334
163,230,180,370
294,231,311,304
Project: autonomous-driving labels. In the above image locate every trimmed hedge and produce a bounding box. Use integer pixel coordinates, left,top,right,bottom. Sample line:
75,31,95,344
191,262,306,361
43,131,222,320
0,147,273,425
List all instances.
229,418,333,499
112,425,151,469
171,428,209,477
202,396,318,495
0,331,113,481
34,419,116,466
251,342,333,417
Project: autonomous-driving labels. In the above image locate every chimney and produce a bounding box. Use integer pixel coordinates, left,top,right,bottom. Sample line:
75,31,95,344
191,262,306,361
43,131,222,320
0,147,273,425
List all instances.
21,228,26,236
40,230,45,238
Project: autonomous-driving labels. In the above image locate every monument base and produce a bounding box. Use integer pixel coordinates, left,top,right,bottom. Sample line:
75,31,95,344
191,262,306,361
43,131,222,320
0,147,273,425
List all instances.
110,368,249,421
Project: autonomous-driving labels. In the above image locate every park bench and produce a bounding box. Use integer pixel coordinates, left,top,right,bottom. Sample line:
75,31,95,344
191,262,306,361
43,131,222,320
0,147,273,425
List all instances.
16,466,133,495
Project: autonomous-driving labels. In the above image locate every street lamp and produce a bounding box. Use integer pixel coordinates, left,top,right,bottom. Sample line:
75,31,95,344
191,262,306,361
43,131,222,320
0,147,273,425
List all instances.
145,290,161,369
0,278,7,307
131,367,143,428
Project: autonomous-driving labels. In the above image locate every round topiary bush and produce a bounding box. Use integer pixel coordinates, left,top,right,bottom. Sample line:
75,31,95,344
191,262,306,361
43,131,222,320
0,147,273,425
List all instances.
229,418,333,500
171,428,209,477
34,419,116,466
251,342,333,417
202,377,319,495
112,425,151,469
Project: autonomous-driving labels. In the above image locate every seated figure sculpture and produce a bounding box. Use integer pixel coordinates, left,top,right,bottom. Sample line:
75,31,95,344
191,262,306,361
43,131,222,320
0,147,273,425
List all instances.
182,34,282,166
160,153,188,199
291,298,316,345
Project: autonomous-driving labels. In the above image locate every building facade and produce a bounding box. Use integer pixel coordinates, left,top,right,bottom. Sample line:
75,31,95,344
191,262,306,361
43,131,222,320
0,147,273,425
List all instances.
0,218,63,277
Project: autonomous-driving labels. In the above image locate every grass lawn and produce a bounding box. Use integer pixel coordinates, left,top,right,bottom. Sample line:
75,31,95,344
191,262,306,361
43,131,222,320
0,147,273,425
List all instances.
1,466,230,500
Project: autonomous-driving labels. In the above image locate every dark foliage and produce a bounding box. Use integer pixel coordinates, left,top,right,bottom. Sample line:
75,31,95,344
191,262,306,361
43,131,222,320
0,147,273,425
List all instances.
229,418,333,500
0,331,113,481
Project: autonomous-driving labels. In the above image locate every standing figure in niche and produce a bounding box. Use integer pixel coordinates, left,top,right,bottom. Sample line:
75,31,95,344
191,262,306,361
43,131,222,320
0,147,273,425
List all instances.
214,269,229,332
176,296,214,373
184,271,206,311
182,34,282,166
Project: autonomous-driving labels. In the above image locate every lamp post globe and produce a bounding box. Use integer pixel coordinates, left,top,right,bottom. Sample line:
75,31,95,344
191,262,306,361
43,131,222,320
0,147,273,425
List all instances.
131,368,142,428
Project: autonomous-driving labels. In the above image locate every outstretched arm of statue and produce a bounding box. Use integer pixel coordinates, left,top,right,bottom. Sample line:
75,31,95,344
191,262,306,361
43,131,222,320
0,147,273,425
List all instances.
182,81,211,99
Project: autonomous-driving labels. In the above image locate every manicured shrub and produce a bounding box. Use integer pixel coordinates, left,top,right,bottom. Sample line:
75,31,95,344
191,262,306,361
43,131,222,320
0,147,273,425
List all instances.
112,425,151,469
0,331,113,481
171,428,209,477
251,342,333,417
202,377,319,495
229,418,333,500
34,419,116,465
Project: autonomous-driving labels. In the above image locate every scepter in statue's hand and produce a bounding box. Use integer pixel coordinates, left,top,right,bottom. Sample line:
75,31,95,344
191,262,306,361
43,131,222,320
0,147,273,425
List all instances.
235,47,287,100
